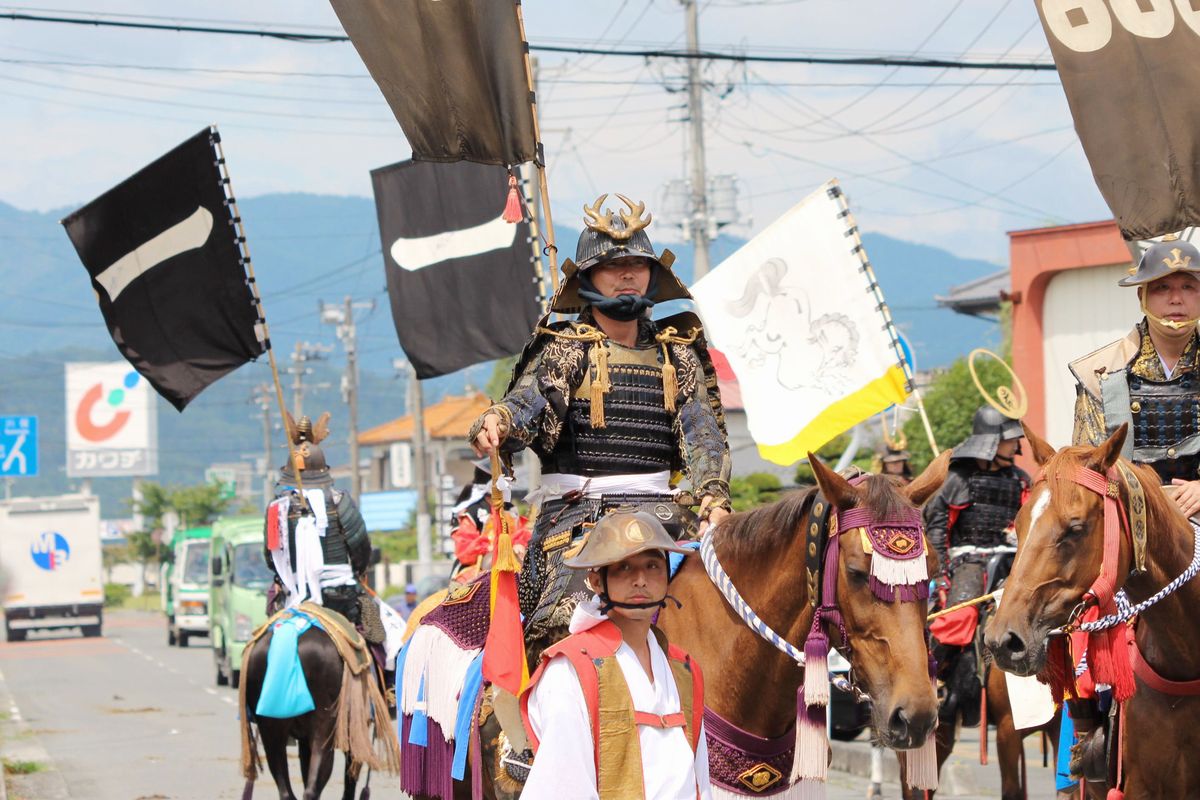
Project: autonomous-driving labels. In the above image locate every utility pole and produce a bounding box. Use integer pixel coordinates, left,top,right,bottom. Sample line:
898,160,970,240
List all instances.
253,384,274,504
683,0,712,279
395,359,433,574
287,341,331,419
321,297,374,501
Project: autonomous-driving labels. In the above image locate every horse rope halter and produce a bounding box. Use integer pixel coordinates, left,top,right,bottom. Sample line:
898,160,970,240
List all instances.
1045,461,1200,639
698,480,938,794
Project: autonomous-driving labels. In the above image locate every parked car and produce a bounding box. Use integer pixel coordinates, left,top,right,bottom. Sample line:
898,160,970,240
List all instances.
209,516,271,689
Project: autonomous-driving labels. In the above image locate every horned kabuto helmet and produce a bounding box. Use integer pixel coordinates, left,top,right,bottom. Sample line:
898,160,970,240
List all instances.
278,411,334,487
951,405,1023,463
550,193,692,314
1119,233,1200,287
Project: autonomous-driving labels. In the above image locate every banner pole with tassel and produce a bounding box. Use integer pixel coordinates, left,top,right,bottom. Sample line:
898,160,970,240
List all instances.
211,126,309,507
514,0,559,293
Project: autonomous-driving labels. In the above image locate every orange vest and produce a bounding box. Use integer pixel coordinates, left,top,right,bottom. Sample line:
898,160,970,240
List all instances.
520,620,704,800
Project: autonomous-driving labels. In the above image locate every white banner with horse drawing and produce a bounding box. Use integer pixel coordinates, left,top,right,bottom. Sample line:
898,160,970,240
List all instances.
692,180,909,465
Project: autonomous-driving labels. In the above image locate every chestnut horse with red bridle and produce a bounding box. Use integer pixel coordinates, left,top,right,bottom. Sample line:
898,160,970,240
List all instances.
986,423,1200,798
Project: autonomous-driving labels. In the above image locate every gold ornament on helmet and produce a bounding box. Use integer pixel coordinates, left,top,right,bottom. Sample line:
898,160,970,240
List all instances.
968,348,1027,420
880,414,907,451
582,193,652,242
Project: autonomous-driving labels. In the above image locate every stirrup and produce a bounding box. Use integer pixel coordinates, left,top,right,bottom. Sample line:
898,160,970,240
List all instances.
1069,727,1108,783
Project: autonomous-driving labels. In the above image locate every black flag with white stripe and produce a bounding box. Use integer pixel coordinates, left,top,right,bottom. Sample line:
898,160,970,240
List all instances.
61,128,264,411
371,159,542,379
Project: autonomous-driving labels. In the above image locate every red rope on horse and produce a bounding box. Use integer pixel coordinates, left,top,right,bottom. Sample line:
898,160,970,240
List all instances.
1072,466,1137,703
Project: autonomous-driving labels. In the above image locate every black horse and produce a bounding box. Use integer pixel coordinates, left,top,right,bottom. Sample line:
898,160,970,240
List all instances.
241,620,397,800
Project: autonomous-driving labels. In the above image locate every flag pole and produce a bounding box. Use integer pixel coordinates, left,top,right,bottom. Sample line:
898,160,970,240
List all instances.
829,179,940,456
514,1,559,293
210,125,311,502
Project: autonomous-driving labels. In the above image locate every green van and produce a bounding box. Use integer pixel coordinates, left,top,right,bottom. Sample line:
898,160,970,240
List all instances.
162,525,213,647
208,516,271,689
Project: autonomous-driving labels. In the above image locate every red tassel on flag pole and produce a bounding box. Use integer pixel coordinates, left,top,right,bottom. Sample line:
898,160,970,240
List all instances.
481,452,529,696
502,173,524,223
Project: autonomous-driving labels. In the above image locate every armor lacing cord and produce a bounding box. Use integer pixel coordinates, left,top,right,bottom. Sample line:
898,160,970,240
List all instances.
655,326,699,414
536,324,612,428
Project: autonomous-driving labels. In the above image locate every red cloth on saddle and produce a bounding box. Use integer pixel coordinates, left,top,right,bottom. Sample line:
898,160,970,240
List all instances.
930,606,978,647
451,513,532,565
266,498,284,550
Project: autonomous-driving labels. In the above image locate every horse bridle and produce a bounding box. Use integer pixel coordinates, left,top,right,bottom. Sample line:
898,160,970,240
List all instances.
699,478,927,698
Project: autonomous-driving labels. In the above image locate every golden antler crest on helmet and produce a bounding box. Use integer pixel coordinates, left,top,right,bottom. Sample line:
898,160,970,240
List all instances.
311,412,331,445
615,193,652,239
583,194,616,237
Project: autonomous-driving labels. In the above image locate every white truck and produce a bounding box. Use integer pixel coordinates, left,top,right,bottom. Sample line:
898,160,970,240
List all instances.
0,494,104,641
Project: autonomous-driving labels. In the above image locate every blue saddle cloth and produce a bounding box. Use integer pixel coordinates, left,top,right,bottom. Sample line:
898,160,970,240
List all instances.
669,541,701,580
256,610,325,719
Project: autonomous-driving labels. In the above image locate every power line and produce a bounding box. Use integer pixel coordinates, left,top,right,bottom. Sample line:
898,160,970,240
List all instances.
0,11,1058,70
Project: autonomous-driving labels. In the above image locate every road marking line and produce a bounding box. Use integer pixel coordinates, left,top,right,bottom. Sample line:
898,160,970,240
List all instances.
204,687,217,695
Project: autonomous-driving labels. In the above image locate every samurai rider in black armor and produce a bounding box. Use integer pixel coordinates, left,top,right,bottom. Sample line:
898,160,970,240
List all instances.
469,193,732,651
1065,235,1200,780
925,405,1028,727
264,412,385,650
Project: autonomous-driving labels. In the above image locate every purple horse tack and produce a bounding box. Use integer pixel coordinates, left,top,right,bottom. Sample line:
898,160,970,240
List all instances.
838,506,930,603
703,707,794,795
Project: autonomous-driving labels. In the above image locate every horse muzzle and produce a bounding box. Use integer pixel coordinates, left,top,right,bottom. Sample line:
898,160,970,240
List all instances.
984,624,1050,677
875,700,937,750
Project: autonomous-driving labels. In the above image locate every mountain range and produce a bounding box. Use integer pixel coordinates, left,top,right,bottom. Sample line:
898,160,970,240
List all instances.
0,193,1003,514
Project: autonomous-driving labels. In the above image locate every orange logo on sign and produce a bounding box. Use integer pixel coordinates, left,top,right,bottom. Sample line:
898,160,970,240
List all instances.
75,383,131,442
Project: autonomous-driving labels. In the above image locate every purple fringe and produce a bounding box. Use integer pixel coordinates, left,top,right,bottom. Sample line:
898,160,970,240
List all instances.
869,575,929,603
399,714,456,800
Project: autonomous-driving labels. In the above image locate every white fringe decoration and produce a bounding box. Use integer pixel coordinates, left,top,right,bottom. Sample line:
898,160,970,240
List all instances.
869,548,928,588
904,739,939,791
399,624,481,734
802,644,829,707
796,778,826,800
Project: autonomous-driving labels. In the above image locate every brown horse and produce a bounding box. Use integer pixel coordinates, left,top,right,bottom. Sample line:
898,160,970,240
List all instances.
403,452,950,799
658,454,946,760
985,423,1200,797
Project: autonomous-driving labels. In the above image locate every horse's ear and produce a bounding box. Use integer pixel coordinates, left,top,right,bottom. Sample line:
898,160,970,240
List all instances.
904,450,951,507
807,451,858,510
1021,421,1056,467
1088,422,1128,472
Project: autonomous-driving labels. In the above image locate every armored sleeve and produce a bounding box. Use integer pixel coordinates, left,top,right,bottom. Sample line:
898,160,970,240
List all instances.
467,334,587,456
334,491,372,576
1072,385,1106,446
672,343,732,505
924,468,970,576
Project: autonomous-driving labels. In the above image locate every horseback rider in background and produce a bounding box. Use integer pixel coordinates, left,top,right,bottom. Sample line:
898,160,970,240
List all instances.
469,193,732,649
925,406,1029,728
263,412,386,652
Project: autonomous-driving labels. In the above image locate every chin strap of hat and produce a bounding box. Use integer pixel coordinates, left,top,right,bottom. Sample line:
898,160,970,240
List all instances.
595,566,681,613
1140,295,1200,332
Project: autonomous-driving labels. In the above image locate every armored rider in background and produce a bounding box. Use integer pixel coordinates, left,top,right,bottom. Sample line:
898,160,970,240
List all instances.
470,193,732,648
924,405,1029,727
1071,234,1200,515
264,412,385,649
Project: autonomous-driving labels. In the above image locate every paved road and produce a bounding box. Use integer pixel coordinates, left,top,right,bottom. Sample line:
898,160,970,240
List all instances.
0,611,1069,799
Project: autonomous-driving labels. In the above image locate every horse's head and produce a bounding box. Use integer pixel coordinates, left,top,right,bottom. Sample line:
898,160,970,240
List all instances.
809,451,949,749
985,422,1146,676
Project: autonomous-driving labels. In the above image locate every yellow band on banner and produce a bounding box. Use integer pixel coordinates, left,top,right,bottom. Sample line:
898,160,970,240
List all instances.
757,365,909,465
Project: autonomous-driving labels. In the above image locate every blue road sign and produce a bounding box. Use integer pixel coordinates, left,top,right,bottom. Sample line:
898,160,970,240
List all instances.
0,415,38,477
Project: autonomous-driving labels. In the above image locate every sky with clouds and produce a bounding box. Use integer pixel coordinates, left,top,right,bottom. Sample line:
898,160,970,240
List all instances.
0,1,1113,264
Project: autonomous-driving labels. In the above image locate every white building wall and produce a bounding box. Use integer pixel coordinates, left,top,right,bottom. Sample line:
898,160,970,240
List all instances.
1041,264,1136,448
